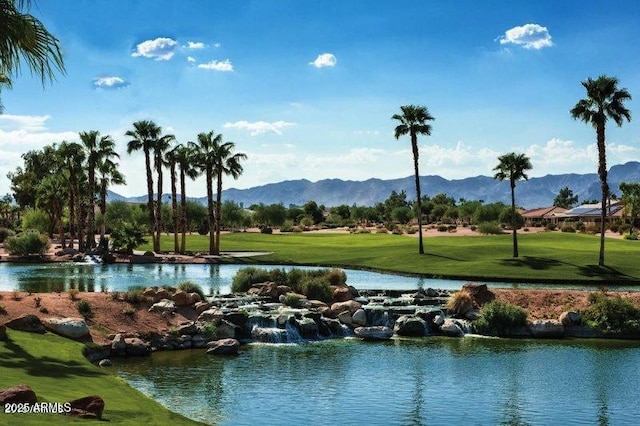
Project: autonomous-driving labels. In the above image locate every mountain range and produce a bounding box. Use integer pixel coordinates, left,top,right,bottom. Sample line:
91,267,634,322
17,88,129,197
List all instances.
107,161,640,209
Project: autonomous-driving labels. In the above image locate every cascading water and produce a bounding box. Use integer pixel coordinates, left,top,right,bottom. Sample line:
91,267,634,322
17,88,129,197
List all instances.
246,313,304,344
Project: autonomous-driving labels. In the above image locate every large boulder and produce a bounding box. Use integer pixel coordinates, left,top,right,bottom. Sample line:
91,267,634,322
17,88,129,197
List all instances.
153,288,171,303
0,384,37,404
111,333,126,355
43,317,90,339
351,308,367,326
461,282,495,307
354,326,394,341
529,320,565,338
198,308,224,323
559,311,581,326
206,338,240,355
148,299,176,314
187,292,202,305
440,318,464,337
216,320,239,339
333,286,352,302
171,290,191,306
331,300,362,315
176,322,197,336
394,315,427,337
67,395,105,420
194,301,213,314
5,314,46,334
337,310,352,325
124,337,150,356
295,317,319,339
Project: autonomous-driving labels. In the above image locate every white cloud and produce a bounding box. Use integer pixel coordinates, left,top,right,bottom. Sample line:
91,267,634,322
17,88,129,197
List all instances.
197,59,234,71
187,41,206,49
131,37,178,60
0,114,52,131
498,23,553,50
309,53,337,68
353,130,380,136
223,120,294,136
213,42,221,48
93,76,129,89
187,56,196,63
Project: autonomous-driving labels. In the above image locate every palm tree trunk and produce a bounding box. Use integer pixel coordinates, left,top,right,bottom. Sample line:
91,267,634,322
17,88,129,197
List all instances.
597,122,607,266
215,170,222,255
156,159,163,253
86,168,95,249
206,167,215,254
69,174,76,250
170,162,179,253
180,170,187,254
143,149,156,252
411,133,424,255
99,186,107,243
511,180,518,258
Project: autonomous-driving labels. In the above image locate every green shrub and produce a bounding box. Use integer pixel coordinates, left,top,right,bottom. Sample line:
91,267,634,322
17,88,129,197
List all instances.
477,222,504,235
584,224,599,234
200,322,218,339
284,293,303,308
561,224,576,233
21,209,50,233
0,303,6,315
231,267,273,293
609,222,620,233
177,281,205,299
280,220,294,233
0,227,15,243
473,300,527,336
260,226,273,234
301,277,332,303
545,222,557,231
470,225,477,232
582,292,640,334
76,300,94,320
4,230,50,256
624,232,639,240
575,221,586,232
437,224,448,232
110,222,148,254
124,286,147,304
122,306,136,318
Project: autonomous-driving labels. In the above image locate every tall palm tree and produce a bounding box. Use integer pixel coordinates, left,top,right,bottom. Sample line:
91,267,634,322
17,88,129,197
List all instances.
191,131,222,254
58,141,85,250
97,152,125,243
36,173,67,248
175,144,200,253
164,145,181,253
126,120,161,252
571,75,632,266
213,140,246,255
493,152,532,258
392,105,435,255
153,133,174,251
79,130,115,249
0,0,65,112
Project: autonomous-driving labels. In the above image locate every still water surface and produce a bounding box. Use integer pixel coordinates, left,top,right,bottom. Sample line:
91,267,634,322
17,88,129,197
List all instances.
1,263,636,293
115,337,640,425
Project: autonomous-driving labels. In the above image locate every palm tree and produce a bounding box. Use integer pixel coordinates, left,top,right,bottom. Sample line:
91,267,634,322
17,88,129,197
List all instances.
58,141,85,250
36,173,67,248
175,144,199,253
80,130,115,249
571,75,632,266
126,120,161,252
153,133,174,251
164,145,181,253
97,152,125,243
392,105,435,255
493,152,532,258
191,131,221,254
213,140,246,255
0,0,65,112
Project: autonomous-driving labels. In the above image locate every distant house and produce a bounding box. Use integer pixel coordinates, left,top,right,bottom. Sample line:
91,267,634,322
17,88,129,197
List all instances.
560,200,625,225
521,206,568,227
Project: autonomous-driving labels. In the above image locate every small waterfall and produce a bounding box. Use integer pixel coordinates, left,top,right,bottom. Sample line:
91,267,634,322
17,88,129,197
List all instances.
246,313,303,344
82,254,102,264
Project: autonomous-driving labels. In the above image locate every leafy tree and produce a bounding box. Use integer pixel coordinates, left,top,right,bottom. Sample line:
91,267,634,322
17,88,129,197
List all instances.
571,75,632,266
110,222,147,255
620,182,640,234
20,208,49,233
126,120,161,252
221,200,246,231
553,187,579,209
184,200,208,234
493,152,532,258
303,200,324,224
35,173,66,246
330,204,351,222
0,0,65,112
253,203,286,228
392,105,435,254
391,206,412,224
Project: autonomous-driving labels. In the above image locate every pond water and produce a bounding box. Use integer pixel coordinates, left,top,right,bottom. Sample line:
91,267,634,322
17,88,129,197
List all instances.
1,263,637,294
114,337,640,425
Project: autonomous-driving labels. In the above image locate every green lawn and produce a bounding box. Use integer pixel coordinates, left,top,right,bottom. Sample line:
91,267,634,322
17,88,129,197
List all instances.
0,330,202,425
143,231,640,283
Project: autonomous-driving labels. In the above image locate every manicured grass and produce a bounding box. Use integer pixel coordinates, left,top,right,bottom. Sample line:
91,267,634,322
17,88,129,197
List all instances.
0,330,202,425
144,231,640,283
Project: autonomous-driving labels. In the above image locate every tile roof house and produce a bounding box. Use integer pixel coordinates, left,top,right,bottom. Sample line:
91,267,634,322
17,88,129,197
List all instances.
521,206,568,226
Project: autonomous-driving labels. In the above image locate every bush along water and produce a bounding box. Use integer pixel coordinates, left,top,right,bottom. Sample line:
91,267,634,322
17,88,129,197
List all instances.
473,300,527,337
582,292,640,334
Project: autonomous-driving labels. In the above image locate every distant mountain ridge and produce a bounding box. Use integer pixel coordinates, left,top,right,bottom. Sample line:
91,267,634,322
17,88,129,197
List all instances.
107,161,640,209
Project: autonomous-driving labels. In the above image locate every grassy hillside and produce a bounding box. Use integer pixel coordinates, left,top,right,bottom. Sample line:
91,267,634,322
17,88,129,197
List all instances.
142,232,640,283
0,330,202,425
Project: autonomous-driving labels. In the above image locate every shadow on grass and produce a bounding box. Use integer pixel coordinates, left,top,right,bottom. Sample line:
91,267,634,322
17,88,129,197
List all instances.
578,265,635,281
500,256,563,270
0,335,102,379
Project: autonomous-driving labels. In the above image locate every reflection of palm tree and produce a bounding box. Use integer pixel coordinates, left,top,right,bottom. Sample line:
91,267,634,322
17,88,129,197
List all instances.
571,75,631,266
392,105,435,255
493,152,532,258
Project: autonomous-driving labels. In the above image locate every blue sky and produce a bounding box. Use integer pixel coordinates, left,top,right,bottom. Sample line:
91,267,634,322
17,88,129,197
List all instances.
1,0,639,198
